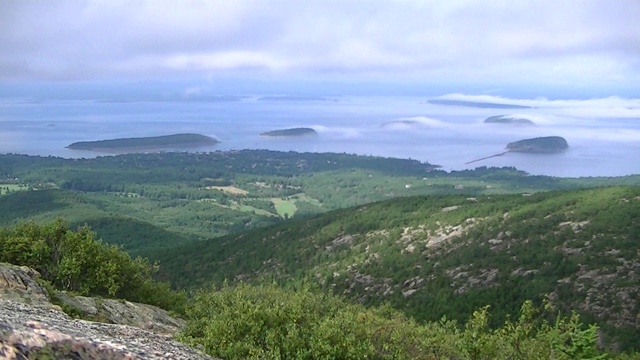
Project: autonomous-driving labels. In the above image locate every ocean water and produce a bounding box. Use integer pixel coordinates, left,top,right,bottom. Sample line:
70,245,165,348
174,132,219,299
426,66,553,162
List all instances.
1,95,639,177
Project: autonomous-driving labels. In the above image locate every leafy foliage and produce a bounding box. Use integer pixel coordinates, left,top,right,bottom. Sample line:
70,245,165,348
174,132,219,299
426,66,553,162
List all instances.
179,284,615,360
0,220,185,313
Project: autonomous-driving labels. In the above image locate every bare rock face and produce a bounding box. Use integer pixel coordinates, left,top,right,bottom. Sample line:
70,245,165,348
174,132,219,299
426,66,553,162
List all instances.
0,263,54,309
0,263,215,360
0,301,213,359
55,293,186,335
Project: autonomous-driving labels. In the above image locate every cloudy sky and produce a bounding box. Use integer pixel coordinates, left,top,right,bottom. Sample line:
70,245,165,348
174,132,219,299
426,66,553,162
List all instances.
1,0,639,96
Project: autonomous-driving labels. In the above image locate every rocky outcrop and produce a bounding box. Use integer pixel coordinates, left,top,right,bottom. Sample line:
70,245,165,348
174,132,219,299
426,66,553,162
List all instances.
0,300,214,359
447,267,500,295
0,263,55,309
325,234,355,251
55,293,186,335
0,263,215,360
555,260,640,331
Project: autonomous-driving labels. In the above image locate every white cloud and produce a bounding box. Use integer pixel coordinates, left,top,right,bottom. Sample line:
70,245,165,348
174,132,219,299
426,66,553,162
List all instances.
435,93,640,118
0,0,638,87
165,51,289,71
386,116,450,128
311,125,362,139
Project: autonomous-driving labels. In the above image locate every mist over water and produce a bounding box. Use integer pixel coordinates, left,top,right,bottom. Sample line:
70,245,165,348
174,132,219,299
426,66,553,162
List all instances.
1,95,639,177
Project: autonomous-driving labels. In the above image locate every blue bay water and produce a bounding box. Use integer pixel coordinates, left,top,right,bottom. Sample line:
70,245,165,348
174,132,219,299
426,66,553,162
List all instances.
1,96,639,177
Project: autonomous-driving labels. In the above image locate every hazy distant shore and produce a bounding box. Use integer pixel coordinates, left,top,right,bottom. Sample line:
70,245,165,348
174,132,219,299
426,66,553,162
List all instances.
67,134,219,151
2,95,639,177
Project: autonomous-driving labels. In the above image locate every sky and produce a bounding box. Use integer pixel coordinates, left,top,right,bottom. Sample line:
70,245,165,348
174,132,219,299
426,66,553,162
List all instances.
1,0,639,97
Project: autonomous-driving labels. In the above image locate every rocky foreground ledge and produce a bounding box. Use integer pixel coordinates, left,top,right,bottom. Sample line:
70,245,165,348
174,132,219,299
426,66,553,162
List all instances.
0,263,215,360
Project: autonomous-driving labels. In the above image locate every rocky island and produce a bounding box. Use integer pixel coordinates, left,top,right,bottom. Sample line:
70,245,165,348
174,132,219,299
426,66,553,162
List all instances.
506,136,569,153
260,127,317,137
67,134,219,151
484,115,535,125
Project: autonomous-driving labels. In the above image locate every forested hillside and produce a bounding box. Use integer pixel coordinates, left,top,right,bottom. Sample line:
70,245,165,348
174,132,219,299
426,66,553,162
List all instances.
152,186,640,350
2,151,640,253
2,220,628,360
2,151,640,356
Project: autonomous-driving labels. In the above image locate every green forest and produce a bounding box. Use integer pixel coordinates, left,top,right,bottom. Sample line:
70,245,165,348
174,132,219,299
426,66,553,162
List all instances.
1,150,640,358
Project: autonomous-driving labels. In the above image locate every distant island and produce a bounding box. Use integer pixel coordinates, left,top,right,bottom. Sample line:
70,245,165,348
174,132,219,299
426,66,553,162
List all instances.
379,120,422,128
466,136,568,164
95,95,243,103
258,96,328,101
484,115,535,125
428,99,531,109
67,133,219,151
506,136,569,153
260,128,318,137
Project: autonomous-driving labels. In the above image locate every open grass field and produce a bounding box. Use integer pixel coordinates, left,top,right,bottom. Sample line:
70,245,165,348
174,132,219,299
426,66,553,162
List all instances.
200,198,278,217
271,198,297,218
205,185,249,195
0,184,29,195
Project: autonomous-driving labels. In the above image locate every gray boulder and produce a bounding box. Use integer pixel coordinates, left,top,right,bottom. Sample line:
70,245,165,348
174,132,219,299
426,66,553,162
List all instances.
0,263,215,360
0,263,54,309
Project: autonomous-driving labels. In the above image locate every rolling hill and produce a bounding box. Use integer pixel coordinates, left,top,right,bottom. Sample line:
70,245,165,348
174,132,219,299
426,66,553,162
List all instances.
2,150,640,353
151,186,640,350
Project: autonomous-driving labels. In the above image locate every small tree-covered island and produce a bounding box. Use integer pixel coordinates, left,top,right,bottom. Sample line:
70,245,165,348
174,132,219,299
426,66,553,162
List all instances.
260,127,317,137
67,133,219,151
484,115,535,125
506,136,569,153
466,136,569,164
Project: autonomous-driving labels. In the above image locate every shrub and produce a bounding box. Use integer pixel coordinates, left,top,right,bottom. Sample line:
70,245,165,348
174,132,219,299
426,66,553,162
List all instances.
0,219,185,313
179,284,611,360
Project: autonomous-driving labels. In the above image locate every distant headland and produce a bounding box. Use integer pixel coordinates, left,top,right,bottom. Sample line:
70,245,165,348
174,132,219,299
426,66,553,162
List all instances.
260,128,318,137
379,120,423,128
257,96,328,102
484,115,535,125
428,99,531,109
67,133,219,151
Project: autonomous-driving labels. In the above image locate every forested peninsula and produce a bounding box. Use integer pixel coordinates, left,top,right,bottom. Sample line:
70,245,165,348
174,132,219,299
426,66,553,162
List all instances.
67,133,219,150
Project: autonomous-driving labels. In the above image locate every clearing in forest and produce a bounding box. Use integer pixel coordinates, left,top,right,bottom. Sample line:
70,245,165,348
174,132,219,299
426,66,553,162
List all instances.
205,185,249,195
